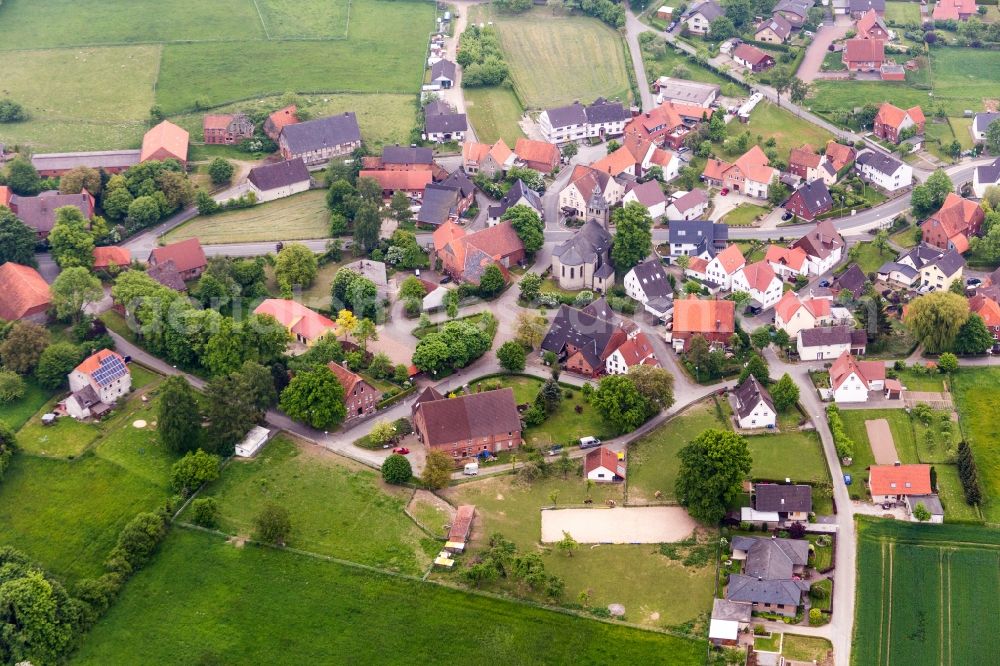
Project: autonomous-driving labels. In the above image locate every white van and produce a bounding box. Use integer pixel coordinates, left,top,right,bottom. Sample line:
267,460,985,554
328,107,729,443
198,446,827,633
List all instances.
463,462,479,476
579,436,601,449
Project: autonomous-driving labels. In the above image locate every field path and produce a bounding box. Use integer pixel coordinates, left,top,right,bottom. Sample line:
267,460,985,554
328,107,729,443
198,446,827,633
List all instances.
624,7,654,111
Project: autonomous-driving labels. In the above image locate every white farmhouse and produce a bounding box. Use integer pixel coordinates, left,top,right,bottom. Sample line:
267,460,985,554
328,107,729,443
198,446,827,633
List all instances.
732,374,776,429
830,350,884,403
731,261,783,309
797,325,867,361
855,150,913,193
246,158,311,203
584,447,626,483
791,220,846,276
64,349,132,420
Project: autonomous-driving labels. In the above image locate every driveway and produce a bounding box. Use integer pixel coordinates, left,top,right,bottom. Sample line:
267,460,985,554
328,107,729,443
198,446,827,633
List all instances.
798,22,850,83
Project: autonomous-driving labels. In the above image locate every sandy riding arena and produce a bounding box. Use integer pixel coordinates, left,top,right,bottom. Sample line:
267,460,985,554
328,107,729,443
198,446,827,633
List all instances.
540,506,697,544
865,418,898,465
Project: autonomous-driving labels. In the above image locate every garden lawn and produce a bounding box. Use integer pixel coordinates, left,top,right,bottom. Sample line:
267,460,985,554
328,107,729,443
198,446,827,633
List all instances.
128,363,162,390
185,436,431,574
895,368,945,392
838,408,917,471
164,190,331,245
74,529,707,664
16,409,102,458
464,86,526,146
643,41,733,89
884,1,921,24
721,203,768,226
810,578,832,611
627,398,728,503
2,378,54,432
929,49,1000,116
723,102,834,162
733,241,765,263
746,430,833,514
0,46,160,152
889,224,921,249
951,367,1000,522
783,634,833,662
850,241,894,274
933,464,981,522
755,633,781,652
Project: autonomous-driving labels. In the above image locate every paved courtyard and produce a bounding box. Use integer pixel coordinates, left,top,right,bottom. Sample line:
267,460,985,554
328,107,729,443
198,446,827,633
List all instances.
540,506,697,544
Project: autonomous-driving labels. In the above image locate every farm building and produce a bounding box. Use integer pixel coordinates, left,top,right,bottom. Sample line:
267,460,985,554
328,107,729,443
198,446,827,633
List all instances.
247,158,311,203
0,262,51,322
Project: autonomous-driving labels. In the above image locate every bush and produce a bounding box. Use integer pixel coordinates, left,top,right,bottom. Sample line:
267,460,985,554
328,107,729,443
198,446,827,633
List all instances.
809,608,824,625
381,453,413,485
254,503,292,545
0,369,26,404
104,512,168,576
393,417,413,436
170,450,222,494
190,497,220,527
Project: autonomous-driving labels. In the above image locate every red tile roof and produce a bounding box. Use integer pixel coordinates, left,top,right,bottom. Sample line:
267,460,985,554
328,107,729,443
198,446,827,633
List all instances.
933,0,976,20
789,145,821,169
0,262,51,320
93,246,132,270
75,348,127,375
327,361,366,395
254,299,335,342
0,185,11,208
514,138,559,169
591,145,638,177
869,464,932,496
830,350,884,391
825,141,856,171
844,38,885,65
149,238,206,273
734,145,776,185
875,102,924,130
584,446,623,477
928,193,984,238
856,8,888,36
970,294,1000,328
774,291,802,324
714,244,746,275
765,244,808,271
448,505,475,542
267,105,299,134
673,295,735,335
203,114,234,131
615,332,657,367
141,120,189,163
733,43,772,66
738,261,778,293
358,169,433,192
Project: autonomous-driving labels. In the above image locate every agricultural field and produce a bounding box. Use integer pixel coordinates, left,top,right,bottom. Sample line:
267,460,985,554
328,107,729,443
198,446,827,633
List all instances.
464,86,526,146
853,519,1000,666
164,190,332,245
254,0,352,39
720,102,835,163
951,367,1000,522
74,529,707,664
183,436,433,575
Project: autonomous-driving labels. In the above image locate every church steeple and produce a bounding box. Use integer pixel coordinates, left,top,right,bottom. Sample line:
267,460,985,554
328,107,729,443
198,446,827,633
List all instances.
587,184,609,229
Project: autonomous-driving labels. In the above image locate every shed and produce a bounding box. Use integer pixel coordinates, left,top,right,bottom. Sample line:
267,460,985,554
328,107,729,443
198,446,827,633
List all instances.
235,426,271,458
448,505,475,544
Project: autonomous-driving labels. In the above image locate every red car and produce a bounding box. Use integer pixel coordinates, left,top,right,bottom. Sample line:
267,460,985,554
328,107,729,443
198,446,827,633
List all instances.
720,188,730,196
392,447,410,455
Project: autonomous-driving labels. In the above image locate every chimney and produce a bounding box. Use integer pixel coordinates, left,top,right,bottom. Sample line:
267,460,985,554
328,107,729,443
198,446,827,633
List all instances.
894,460,901,466
780,498,785,505
785,477,791,484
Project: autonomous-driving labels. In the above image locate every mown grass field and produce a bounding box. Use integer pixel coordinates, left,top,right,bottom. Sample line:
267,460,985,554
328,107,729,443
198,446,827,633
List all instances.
951,367,1000,522
184,436,433,575
164,189,331,244
853,520,1000,666
74,529,707,664
464,86,526,146
721,102,834,163
255,0,351,39
721,203,769,226
884,1,921,24
0,378,54,431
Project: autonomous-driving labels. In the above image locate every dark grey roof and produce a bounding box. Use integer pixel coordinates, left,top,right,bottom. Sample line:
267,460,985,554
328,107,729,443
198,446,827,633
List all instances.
732,536,809,580
975,157,1000,186
688,0,724,20
878,262,918,280
755,483,813,513
544,102,588,129
898,244,966,277
423,100,454,117
488,179,542,220
438,170,475,199
670,188,709,214
247,158,310,192
31,150,140,173
712,598,752,623
733,374,775,421
851,329,868,347
553,218,613,266
425,112,468,134
430,59,457,81
280,113,361,154
791,179,833,215
594,263,615,279
727,575,808,606
792,220,844,260
585,98,631,125
758,14,792,38
668,220,729,255
383,145,433,165
798,325,860,348
931,248,966,277
417,184,460,225
974,113,1000,135
70,384,101,409
909,494,943,515
147,260,187,292
629,259,672,300
541,304,622,368
11,191,93,234
773,0,811,17
832,263,867,297
850,0,884,11
856,150,904,176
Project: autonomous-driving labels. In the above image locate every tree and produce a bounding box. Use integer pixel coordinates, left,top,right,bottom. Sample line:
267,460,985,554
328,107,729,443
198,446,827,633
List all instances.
34,342,84,390
561,142,578,160
158,376,202,454
389,191,412,225
399,277,427,304
0,370,25,404
986,118,1000,155
770,67,792,106
497,340,527,372
773,328,790,350
873,229,889,256
910,169,953,218
353,203,382,254
478,264,506,298
0,207,37,267
345,274,379,320
519,273,542,302
127,195,162,229
739,353,770,383
369,420,397,447
208,157,235,185
58,166,102,196
556,531,579,557
628,365,675,412
274,243,318,296
327,179,356,215
170,449,221,494
708,16,737,39
767,178,791,206
0,559,77,664
592,375,652,434
335,308,358,340
0,98,27,123
937,352,959,373
191,498,220,527
515,311,547,349
675,428,752,524
48,206,95,269
502,204,544,254
422,450,454,489
280,366,347,429
611,201,653,272
0,320,50,374
102,182,134,221
202,366,269,455
904,291,969,353
912,502,931,522
5,155,41,195
381,454,412,487
708,113,726,142
856,294,893,345
446,289,459,318
954,313,993,356
770,373,800,411
537,378,563,414
352,317,377,354
254,503,292,545
50,267,102,323
789,77,812,105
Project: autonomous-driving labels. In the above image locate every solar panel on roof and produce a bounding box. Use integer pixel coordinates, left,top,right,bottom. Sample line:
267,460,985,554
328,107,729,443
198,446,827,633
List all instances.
92,356,127,386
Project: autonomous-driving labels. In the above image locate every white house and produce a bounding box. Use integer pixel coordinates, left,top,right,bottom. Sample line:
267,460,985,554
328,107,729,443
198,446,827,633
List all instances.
973,157,1000,199
704,244,746,290
666,189,710,220
773,291,832,337
971,112,1000,143
869,464,933,504
731,261,782,309
559,166,625,217
584,447,626,483
732,374,776,429
797,325,867,361
623,180,669,219
684,0,724,34
246,158,311,203
604,332,658,375
855,150,913,193
538,99,630,144
830,353,881,403
765,245,808,280
624,259,672,306
64,349,131,420
791,220,846,276
668,220,729,260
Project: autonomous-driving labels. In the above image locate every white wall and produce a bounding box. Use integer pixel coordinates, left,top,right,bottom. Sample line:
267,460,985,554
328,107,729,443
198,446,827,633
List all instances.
796,337,849,361
736,399,776,428
250,179,310,204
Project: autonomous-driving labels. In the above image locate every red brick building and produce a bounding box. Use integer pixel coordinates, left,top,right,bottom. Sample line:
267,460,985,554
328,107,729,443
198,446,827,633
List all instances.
413,387,522,458
264,105,299,141
0,262,51,322
328,361,382,420
202,112,254,145
671,295,736,351
921,193,985,253
874,103,925,144
514,138,560,173
842,38,885,72
148,238,207,281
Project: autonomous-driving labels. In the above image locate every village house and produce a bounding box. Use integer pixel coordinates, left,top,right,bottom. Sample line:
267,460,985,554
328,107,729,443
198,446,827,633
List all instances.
702,146,778,199
856,8,890,39
973,157,1000,199
732,374,776,429
423,110,468,144
417,181,466,227
791,219,845,275
359,169,433,200
683,0,723,34
513,138,560,173
709,599,752,647
842,38,885,72
774,290,833,336
700,243,745,290
148,238,207,282
831,263,868,299
921,193,984,253
784,179,834,221
585,98,632,139
328,361,382,420
873,103,925,144
279,113,362,166
829,349,883,402
413,387,522,458
605,332,659,374
666,189,710,220
430,59,457,88
797,326,867,361
247,158,311,203
8,190,95,240
31,150,140,178
0,262,51,322
671,295,736,351
341,259,389,301
754,15,792,43
765,245,809,280
756,484,813,524
668,219,729,259
788,145,832,184
202,112,254,145
487,179,543,225
879,243,965,290
622,180,670,219
849,0,885,18
462,139,515,178
732,44,776,72
264,105,299,141
727,536,809,617
855,150,912,192
652,77,720,108
732,261,783,310
92,247,132,273
584,447,626,483
971,112,1000,144
552,191,615,291
825,141,857,173
537,98,630,144
541,300,640,376
141,120,189,164
932,0,977,21
623,102,712,150
772,0,812,25
869,464,932,503
377,145,435,172
559,165,624,217
970,294,1000,351
64,349,131,421
254,299,336,346
624,259,672,311
433,220,525,284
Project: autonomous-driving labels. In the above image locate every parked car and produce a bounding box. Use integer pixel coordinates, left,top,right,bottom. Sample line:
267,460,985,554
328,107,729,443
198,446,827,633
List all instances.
967,277,983,286
579,436,601,449
745,305,762,316
720,188,730,196
547,445,564,456
667,20,677,30
463,462,479,476
818,279,831,288
439,275,453,284
781,211,793,221
392,447,410,455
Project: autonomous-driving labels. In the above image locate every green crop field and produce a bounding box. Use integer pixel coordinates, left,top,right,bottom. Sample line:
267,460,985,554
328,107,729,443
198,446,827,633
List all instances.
951,367,1000,522
255,0,352,39
74,529,707,664
465,86,526,146
853,520,1000,666
164,190,332,244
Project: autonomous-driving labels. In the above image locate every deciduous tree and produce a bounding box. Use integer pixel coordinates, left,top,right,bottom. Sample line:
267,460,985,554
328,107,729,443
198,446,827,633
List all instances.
770,373,800,411
675,428,752,524
49,206,95,269
34,342,84,390
611,202,653,272
353,203,382,254
0,207,37,267
170,449,221,494
497,340,527,372
158,376,203,454
592,375,651,434
0,321,50,374
502,204,544,255
58,166,102,195
904,291,969,353
279,366,347,429
50,267,102,323
953,313,993,355
478,264,506,298
381,453,412,485
254,503,292,545
422,450,454,489
627,364,675,412
515,311,547,349
208,157,235,185
274,243,318,296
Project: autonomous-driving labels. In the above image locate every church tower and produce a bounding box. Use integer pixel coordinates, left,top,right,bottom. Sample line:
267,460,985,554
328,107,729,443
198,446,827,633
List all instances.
587,184,609,229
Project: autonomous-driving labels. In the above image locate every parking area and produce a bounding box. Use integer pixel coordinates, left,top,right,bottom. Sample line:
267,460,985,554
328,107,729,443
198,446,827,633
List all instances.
540,506,697,543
